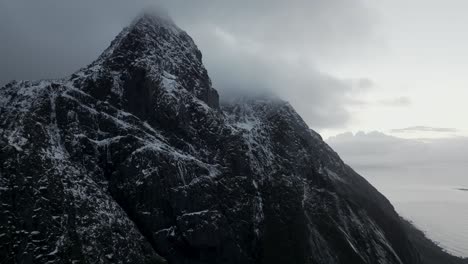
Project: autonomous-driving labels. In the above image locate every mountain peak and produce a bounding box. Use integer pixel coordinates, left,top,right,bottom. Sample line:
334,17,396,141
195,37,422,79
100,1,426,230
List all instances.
70,10,219,114
97,9,186,64
130,8,180,34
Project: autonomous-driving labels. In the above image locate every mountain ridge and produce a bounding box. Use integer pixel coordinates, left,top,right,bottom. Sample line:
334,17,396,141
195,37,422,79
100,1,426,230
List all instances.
0,11,466,264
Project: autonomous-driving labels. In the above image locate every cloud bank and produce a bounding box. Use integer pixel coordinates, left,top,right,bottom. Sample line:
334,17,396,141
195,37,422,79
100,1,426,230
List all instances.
391,126,458,133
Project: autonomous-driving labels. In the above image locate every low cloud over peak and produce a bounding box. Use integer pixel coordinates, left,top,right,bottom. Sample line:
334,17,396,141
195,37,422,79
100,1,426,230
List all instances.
0,0,378,130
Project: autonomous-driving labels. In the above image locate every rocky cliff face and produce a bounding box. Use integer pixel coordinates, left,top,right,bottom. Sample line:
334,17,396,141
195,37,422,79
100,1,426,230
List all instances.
0,12,428,264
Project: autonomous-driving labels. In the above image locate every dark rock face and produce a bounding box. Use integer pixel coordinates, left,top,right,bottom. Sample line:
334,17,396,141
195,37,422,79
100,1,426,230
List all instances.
0,12,441,264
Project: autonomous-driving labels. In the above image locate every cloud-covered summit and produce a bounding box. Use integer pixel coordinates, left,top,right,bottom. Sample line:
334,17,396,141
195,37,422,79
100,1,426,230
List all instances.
0,0,378,129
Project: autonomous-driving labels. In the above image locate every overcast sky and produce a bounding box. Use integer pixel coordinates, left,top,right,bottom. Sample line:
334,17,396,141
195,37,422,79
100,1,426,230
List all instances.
1,0,467,139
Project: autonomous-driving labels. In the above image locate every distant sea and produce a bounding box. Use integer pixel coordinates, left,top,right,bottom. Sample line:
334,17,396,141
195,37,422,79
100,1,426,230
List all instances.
357,164,468,257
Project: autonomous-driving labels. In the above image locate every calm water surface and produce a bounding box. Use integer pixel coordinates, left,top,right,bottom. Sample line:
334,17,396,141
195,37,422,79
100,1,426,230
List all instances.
358,165,468,257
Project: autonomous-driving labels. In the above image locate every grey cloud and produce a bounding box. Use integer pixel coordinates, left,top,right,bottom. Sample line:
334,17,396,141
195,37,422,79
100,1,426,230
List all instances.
0,0,377,129
391,126,457,133
355,78,375,91
378,96,411,107
197,32,356,127
167,0,376,58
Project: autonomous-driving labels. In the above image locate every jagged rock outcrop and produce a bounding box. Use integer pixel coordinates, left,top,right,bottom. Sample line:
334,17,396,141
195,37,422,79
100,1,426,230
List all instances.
0,11,453,264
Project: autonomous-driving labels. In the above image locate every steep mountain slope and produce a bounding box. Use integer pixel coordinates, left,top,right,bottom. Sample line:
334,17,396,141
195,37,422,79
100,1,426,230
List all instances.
0,12,462,264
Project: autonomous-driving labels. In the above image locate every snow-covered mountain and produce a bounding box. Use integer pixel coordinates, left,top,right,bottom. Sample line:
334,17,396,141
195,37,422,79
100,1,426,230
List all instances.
0,11,465,264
